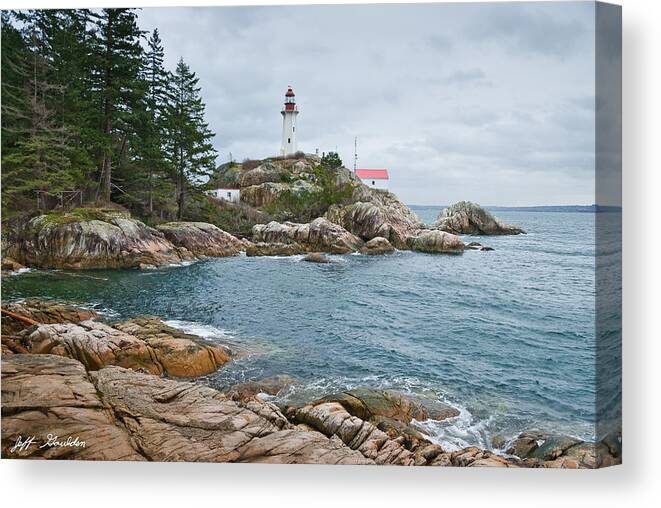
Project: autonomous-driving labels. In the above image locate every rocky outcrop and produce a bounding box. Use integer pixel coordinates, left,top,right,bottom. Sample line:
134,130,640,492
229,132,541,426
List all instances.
314,388,459,426
252,218,364,254
4,208,192,269
1,354,144,460
505,431,621,468
20,318,231,378
156,221,243,257
112,317,232,377
303,252,332,264
1,299,97,336
292,402,417,465
406,229,465,254
1,257,25,271
1,354,371,464
241,182,292,208
1,352,618,467
360,236,395,255
436,201,525,235
244,242,306,257
325,187,422,249
239,162,288,187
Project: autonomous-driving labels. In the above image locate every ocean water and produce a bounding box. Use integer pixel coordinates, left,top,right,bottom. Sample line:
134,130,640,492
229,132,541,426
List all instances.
3,209,619,452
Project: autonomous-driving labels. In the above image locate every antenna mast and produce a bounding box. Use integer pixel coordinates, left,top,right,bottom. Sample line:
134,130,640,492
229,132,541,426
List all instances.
353,136,358,173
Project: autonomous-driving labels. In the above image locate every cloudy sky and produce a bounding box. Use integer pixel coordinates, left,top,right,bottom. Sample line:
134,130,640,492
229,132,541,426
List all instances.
138,2,597,206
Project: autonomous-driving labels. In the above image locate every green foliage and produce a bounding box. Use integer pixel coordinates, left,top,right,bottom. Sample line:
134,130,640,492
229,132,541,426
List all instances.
167,58,218,219
1,10,217,224
263,165,355,222
321,151,342,170
182,193,272,237
36,207,129,227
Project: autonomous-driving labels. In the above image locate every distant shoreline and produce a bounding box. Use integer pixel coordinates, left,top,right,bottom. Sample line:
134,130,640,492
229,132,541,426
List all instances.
409,204,622,213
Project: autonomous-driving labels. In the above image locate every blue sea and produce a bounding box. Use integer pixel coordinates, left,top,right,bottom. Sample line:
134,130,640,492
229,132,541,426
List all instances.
2,208,621,451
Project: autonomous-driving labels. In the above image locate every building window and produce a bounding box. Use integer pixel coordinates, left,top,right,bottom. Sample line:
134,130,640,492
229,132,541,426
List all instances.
293,127,295,132
288,138,291,144
372,181,375,186
227,192,231,199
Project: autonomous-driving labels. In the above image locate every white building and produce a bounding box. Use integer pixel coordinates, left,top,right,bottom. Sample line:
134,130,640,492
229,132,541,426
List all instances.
356,169,390,190
280,86,299,156
207,188,241,203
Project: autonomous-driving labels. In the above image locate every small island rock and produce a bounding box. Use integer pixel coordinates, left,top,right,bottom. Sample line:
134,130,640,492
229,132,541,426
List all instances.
436,201,525,235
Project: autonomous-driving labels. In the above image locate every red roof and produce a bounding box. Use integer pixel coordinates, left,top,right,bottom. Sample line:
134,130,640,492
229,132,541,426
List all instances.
356,169,389,180
285,86,295,97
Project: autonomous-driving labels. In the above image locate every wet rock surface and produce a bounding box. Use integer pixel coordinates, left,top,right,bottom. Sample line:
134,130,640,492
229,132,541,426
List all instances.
406,229,465,254
303,252,332,263
360,236,395,255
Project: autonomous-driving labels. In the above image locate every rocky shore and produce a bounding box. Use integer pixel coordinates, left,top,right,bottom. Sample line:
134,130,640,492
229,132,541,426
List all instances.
1,156,526,271
1,299,620,467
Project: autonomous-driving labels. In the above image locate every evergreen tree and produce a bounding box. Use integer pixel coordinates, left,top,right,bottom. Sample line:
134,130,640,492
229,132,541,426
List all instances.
166,58,217,219
139,28,172,216
88,8,144,203
1,11,87,213
321,151,343,170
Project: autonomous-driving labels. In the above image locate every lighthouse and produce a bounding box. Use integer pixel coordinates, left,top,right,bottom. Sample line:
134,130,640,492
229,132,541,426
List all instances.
280,86,299,156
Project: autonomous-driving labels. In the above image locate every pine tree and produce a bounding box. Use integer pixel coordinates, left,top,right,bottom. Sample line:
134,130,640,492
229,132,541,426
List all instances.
166,58,217,219
140,28,172,215
88,8,144,203
1,11,87,213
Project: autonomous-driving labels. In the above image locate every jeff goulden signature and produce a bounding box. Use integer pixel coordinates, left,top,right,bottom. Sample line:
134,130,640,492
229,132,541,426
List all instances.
10,434,87,453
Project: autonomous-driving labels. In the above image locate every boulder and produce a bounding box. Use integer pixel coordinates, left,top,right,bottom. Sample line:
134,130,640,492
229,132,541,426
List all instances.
244,242,307,257
360,236,395,255
156,221,243,257
22,318,232,378
23,320,166,375
436,201,525,235
4,209,191,269
506,431,545,458
529,434,583,461
303,253,332,264
406,229,465,254
227,375,298,402
325,187,422,249
113,317,233,377
314,387,431,425
1,257,25,271
252,218,364,254
542,442,619,469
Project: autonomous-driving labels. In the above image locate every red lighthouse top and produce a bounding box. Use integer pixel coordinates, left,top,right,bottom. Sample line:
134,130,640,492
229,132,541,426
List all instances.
283,86,296,111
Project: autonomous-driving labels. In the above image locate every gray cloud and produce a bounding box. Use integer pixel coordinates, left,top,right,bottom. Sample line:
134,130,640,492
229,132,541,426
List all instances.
138,2,597,206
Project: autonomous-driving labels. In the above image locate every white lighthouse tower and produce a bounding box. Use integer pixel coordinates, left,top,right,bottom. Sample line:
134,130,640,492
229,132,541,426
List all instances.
280,86,299,156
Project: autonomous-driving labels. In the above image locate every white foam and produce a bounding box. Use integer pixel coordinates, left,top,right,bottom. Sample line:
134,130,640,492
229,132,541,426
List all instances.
164,319,234,342
414,404,496,452
4,267,32,276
